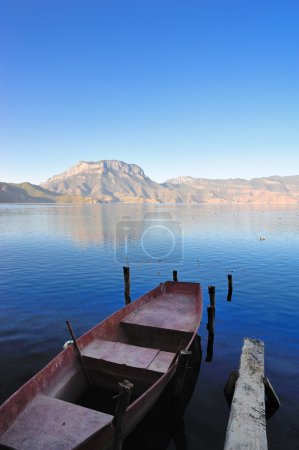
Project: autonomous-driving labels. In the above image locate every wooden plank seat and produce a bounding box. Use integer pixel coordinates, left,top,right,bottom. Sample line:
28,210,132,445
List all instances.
119,293,197,351
81,339,175,373
121,293,198,333
0,394,113,450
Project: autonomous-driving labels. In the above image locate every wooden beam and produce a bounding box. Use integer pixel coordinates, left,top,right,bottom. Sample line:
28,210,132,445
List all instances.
123,266,131,305
227,274,233,301
224,338,267,450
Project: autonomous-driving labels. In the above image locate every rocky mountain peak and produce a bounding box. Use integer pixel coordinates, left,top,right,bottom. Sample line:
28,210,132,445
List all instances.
35,160,299,205
43,160,146,184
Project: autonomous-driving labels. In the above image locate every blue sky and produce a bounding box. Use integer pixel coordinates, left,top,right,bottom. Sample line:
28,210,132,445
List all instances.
0,0,298,184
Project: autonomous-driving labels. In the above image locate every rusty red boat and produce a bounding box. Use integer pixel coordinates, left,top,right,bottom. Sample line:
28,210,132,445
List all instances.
0,281,202,449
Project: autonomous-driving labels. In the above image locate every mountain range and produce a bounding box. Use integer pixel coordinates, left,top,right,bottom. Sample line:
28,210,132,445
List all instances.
1,160,299,204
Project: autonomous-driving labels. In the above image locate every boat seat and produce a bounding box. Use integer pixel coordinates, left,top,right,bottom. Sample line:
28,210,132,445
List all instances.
0,394,113,450
121,293,198,332
119,293,196,352
81,339,175,373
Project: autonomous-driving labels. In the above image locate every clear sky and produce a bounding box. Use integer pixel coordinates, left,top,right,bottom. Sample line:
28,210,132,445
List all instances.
0,0,298,184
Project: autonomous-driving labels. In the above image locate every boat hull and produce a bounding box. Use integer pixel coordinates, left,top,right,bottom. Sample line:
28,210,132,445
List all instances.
0,281,203,450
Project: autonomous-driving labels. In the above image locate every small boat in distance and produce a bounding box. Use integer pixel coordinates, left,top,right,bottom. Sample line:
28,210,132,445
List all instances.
0,281,203,450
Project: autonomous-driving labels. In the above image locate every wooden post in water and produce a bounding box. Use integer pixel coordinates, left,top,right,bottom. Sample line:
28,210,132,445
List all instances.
206,304,215,362
227,274,233,301
113,379,133,450
208,285,216,307
206,286,216,362
224,338,267,450
173,270,178,282
123,266,131,305
174,350,192,401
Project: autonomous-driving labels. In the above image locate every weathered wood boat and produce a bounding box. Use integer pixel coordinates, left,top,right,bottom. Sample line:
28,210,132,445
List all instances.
0,281,202,450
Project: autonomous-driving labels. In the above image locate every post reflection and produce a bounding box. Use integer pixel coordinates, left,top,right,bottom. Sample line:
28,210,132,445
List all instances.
206,331,214,363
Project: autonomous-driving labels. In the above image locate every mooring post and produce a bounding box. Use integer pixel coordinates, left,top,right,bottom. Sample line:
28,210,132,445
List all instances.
208,285,216,307
173,270,178,282
206,304,215,362
123,266,131,305
227,274,233,301
113,379,133,450
174,350,192,401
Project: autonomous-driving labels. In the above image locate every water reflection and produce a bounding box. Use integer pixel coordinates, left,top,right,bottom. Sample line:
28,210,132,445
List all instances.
123,336,202,450
206,331,214,363
0,204,299,448
2,203,299,249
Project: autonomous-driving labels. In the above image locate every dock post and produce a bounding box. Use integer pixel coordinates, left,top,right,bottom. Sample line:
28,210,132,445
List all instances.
123,266,131,305
174,350,192,402
224,338,267,450
173,270,178,282
113,379,133,450
227,274,233,301
208,285,216,307
206,304,215,362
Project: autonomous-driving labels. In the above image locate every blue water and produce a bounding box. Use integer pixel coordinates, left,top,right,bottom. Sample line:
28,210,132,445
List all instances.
0,203,298,449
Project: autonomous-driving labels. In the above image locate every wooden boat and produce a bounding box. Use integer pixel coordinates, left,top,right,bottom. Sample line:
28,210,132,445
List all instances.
0,281,202,450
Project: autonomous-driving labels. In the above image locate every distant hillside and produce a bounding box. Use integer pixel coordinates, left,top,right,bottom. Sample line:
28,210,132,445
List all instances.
2,161,299,204
164,175,299,204
0,182,94,204
41,160,299,204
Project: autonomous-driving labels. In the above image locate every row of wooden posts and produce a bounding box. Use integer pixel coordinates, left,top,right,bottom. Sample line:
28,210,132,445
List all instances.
123,266,233,306
206,276,232,361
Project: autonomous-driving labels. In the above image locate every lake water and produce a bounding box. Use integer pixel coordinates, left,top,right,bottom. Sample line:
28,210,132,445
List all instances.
0,203,298,449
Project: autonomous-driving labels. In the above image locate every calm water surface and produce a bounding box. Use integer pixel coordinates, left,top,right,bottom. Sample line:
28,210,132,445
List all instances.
0,203,298,449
